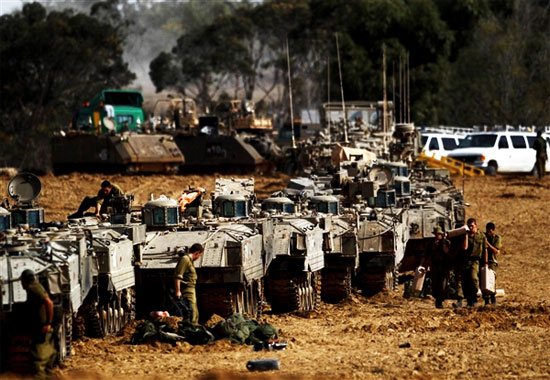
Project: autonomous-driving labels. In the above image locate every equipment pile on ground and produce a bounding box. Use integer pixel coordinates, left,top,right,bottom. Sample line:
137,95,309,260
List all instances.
130,313,278,346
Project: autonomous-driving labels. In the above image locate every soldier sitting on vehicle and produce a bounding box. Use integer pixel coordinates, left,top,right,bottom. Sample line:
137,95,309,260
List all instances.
68,180,124,219
20,269,57,379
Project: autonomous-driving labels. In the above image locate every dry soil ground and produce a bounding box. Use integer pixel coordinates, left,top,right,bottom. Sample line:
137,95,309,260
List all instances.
1,172,549,380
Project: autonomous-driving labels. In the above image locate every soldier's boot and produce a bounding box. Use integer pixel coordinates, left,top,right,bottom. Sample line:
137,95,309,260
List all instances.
452,298,463,308
435,300,443,309
483,296,490,306
467,297,478,307
490,294,497,305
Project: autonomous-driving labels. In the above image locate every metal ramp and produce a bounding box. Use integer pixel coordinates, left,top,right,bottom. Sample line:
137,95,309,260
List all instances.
416,152,485,176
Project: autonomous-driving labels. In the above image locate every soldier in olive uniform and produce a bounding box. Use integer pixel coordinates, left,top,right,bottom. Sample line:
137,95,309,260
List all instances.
532,130,547,179
420,226,451,309
20,269,57,379
462,218,488,306
450,224,468,308
174,243,204,325
483,222,502,305
69,180,124,219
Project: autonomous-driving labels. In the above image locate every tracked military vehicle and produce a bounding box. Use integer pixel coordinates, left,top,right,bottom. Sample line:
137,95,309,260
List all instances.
258,184,326,313
137,182,264,320
305,196,358,303
401,165,466,272
0,230,94,373
52,89,184,173
65,193,141,338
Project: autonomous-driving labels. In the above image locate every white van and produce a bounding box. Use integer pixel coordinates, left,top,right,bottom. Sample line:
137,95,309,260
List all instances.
447,131,550,174
421,133,464,159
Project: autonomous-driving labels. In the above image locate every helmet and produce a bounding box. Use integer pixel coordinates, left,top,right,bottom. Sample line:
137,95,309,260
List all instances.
21,269,36,282
432,226,444,235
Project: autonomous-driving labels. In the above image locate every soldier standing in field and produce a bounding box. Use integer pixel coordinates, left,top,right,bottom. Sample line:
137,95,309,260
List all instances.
174,243,204,325
420,226,451,309
533,130,547,179
68,180,124,219
462,218,488,307
483,222,502,306
20,269,57,379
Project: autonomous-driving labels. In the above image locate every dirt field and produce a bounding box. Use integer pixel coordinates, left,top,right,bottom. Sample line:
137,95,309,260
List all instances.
1,172,549,380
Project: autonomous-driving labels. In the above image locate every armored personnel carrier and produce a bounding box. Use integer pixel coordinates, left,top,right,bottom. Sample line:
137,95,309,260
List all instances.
0,230,94,373
52,89,184,173
401,165,466,272
137,182,264,320
305,196,358,303
145,96,275,172
66,193,142,338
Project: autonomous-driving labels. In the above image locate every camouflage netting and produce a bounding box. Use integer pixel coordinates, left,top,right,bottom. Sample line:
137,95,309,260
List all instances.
130,313,278,346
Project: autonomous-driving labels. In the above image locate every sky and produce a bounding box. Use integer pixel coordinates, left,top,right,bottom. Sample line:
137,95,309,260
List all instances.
0,0,23,15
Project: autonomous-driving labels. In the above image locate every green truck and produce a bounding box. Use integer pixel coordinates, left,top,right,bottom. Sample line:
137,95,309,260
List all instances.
72,89,146,133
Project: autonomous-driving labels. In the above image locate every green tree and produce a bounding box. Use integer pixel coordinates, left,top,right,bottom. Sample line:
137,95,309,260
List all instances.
0,2,135,170
442,1,550,126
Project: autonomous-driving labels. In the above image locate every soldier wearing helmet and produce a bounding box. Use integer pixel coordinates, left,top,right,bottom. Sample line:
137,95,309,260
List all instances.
20,269,57,379
420,225,451,309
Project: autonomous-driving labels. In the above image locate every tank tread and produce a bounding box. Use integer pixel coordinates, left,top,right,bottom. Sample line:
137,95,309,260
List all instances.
199,282,262,320
73,314,86,340
199,287,235,318
266,271,321,313
321,268,352,304
86,302,107,338
57,311,72,363
357,266,396,296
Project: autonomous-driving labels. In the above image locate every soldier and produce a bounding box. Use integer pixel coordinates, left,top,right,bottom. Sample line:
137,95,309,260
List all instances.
462,218,488,307
450,224,468,308
533,130,547,179
420,226,451,309
68,180,124,219
174,243,204,325
483,222,502,305
20,269,56,379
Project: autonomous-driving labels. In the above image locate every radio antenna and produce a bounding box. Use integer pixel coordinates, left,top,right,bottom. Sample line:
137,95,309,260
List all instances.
335,33,348,144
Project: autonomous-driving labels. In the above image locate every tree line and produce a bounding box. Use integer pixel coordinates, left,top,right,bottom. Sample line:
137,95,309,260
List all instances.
1,0,548,170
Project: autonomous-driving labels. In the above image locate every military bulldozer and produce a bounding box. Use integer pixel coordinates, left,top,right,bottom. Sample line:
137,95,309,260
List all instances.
52,89,184,174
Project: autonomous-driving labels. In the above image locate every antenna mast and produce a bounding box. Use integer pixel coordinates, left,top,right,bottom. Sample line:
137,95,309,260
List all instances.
335,33,348,144
327,56,331,143
382,44,388,155
286,38,296,150
407,52,410,123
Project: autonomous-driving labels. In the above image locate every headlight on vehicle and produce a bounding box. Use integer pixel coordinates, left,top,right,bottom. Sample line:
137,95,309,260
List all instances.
481,155,486,161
